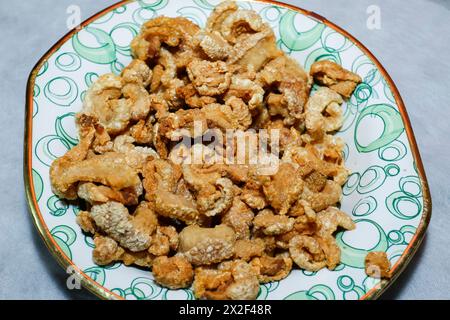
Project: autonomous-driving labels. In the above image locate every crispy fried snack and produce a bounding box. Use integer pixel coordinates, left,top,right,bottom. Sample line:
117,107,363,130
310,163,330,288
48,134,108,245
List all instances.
365,251,391,279
90,201,152,252
49,1,362,300
152,255,194,289
259,57,311,125
92,235,125,265
305,87,343,141
289,235,327,271
194,260,259,300
250,252,293,283
234,239,265,261
253,209,295,236
179,224,236,265
310,60,362,99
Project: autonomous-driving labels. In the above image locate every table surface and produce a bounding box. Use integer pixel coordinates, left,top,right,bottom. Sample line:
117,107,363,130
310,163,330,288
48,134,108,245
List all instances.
0,0,449,300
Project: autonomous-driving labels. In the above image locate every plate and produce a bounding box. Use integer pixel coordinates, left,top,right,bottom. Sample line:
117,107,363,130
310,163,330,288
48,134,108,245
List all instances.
24,0,431,300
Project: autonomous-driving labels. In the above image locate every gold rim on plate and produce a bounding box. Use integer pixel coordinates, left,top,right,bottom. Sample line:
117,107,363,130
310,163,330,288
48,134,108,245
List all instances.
23,0,432,300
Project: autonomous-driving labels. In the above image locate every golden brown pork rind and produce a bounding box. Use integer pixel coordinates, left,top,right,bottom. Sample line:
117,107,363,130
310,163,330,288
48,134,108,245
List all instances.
182,165,234,217
92,235,125,266
193,260,259,300
77,182,139,206
131,16,200,63
76,211,97,234
152,255,194,289
365,251,391,279
305,87,344,141
258,55,311,125
234,239,265,261
222,197,254,240
90,201,151,252
310,60,362,98
81,60,153,135
179,224,236,266
250,252,293,283
187,59,231,96
262,163,304,215
289,235,327,271
51,152,142,201
143,159,199,224
148,226,179,256
253,209,295,236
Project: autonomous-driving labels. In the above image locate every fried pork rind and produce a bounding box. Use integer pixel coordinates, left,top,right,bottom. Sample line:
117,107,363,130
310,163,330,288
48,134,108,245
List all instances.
152,256,194,289
228,27,281,72
111,135,159,172
316,206,356,237
81,61,152,134
289,235,326,271
81,74,129,134
143,159,199,224
275,204,319,248
316,235,341,270
234,239,265,261
305,87,344,141
92,235,125,266
301,180,342,212
220,9,265,44
76,211,96,234
129,117,153,144
48,2,361,300
193,260,259,300
90,201,151,252
148,226,179,256
133,201,159,236
264,119,302,153
121,250,155,268
179,224,236,265
182,165,234,217
121,59,152,87
240,186,267,210
310,60,362,98
187,59,231,96
283,143,348,186
258,55,311,125
224,76,264,112
158,100,252,142
177,83,217,108
253,209,295,236
195,30,232,61
92,236,155,268
49,115,95,199
222,197,254,240
262,163,304,215
365,251,391,279
50,152,141,201
206,1,281,71
76,113,112,154
77,182,139,206
131,16,200,63
251,252,292,283
205,1,239,33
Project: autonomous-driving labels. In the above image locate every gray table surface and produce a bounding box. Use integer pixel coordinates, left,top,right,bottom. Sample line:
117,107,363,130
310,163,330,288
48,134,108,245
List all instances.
0,0,449,300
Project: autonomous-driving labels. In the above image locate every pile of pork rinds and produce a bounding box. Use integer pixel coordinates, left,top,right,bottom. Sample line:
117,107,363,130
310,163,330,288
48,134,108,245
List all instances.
48,1,389,300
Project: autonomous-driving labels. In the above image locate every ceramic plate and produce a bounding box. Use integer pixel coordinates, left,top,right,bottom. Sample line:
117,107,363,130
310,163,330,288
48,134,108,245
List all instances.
24,0,431,300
